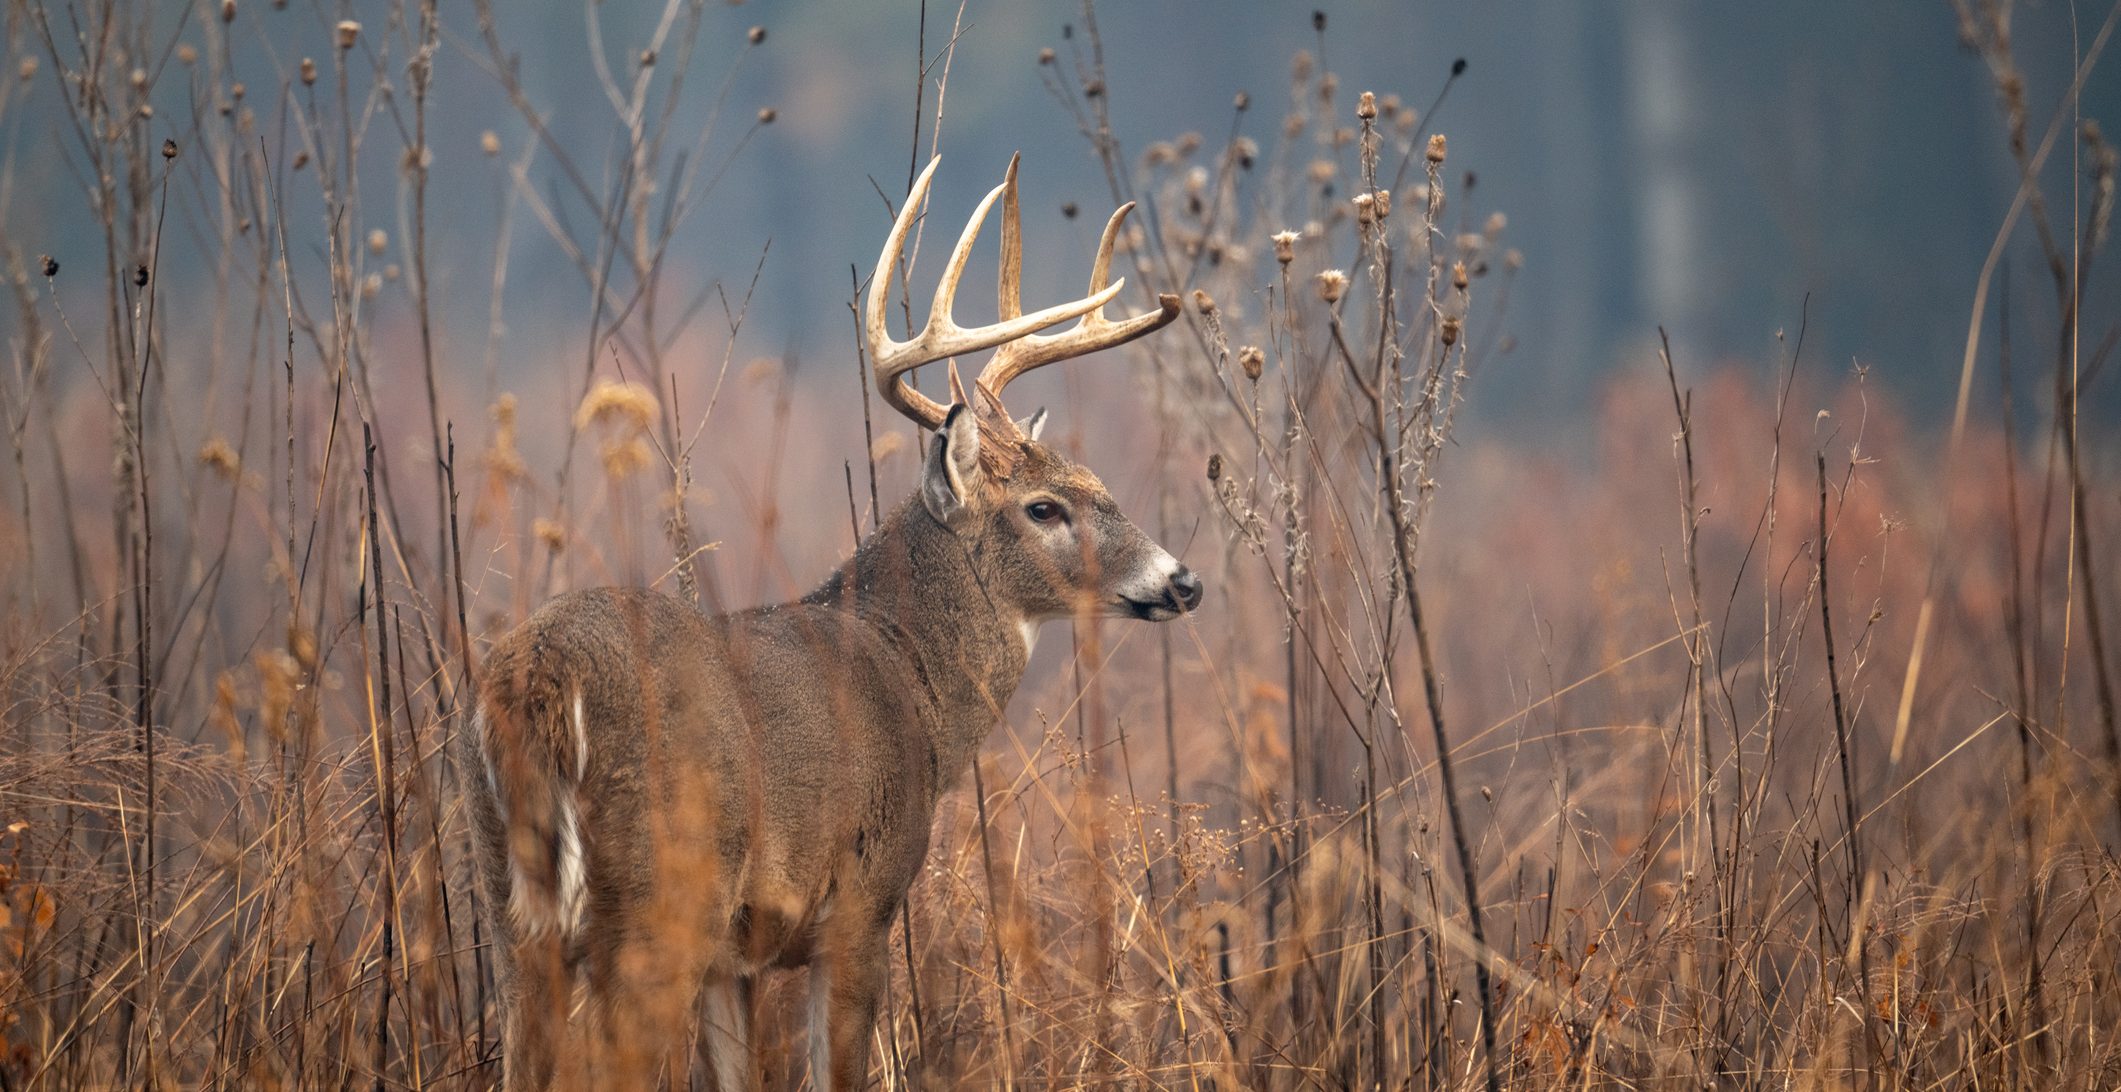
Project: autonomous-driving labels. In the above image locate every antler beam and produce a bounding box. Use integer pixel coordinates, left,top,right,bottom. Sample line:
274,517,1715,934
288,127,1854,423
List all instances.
865,155,1180,438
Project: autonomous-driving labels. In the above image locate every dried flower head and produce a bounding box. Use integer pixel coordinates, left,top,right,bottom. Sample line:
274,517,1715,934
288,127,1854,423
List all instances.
1316,269,1347,303
1440,316,1461,347
1233,90,1250,112
18,56,38,81
576,377,660,433
1357,90,1377,120
534,518,568,553
199,436,240,479
1452,262,1469,290
162,138,178,160
756,106,776,125
1272,230,1299,264
1239,345,1265,381
1484,211,1508,237
1426,133,1447,165
1307,159,1336,186
335,20,360,49
747,25,766,44
481,130,501,156
1353,193,1376,225
292,151,309,170
221,0,236,21
39,255,57,278
1038,47,1055,65
177,44,199,65
639,49,656,67
367,229,387,255
1192,288,1218,316
300,57,316,85
1206,453,1223,482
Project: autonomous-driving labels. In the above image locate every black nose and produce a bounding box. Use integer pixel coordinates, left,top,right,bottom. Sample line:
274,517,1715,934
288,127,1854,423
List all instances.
1168,567,1204,612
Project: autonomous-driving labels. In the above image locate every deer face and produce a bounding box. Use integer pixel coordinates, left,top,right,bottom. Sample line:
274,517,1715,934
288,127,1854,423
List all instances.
922,405,1202,627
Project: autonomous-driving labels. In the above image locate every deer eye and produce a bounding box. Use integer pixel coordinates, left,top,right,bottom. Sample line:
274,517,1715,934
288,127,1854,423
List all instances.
1025,500,1065,525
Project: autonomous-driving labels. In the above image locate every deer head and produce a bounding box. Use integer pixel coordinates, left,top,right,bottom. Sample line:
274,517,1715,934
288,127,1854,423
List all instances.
867,155,1201,627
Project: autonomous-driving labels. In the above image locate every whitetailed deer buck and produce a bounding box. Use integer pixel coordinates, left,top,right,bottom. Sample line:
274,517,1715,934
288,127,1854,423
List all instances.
465,155,1196,1090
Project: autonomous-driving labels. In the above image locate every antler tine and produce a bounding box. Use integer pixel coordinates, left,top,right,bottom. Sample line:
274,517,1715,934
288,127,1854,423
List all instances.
867,157,951,429
867,155,1122,432
976,198,1182,401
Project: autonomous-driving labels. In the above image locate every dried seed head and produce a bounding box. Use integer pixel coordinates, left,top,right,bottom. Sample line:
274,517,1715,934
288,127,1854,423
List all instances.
162,137,178,159
1083,78,1104,98
231,81,245,100
639,49,656,67
1426,133,1447,165
1357,90,1376,120
1316,269,1347,303
534,517,567,553
1484,211,1507,236
1319,73,1339,102
1192,288,1218,315
300,57,316,85
1206,453,1222,482
367,229,387,254
1505,249,1521,272
1452,262,1468,290
383,263,400,282
221,0,236,21
1038,47,1056,65
1272,230,1299,264
1352,193,1375,224
1440,316,1461,347
1283,112,1305,140
1060,201,1078,220
361,272,380,299
575,377,661,432
177,44,199,65
131,67,148,90
756,107,776,125
40,255,58,278
18,56,37,81
1233,90,1250,112
1232,135,1259,169
1175,131,1204,158
200,436,240,478
1239,345,1265,381
133,265,149,287
335,20,360,49
747,25,766,44
480,130,500,156
137,104,154,120
1307,159,1335,186
1452,57,1467,76
1312,10,1326,31
1373,190,1391,219
292,150,309,170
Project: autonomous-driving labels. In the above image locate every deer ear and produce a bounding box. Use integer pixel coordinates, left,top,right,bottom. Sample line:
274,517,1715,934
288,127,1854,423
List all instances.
922,404,984,526
1015,407,1048,443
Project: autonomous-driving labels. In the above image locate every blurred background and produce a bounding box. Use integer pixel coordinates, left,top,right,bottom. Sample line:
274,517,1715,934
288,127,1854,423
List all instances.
7,1,2115,438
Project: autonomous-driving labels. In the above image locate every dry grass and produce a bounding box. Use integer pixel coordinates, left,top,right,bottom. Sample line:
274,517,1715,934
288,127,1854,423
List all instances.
2,0,2118,1088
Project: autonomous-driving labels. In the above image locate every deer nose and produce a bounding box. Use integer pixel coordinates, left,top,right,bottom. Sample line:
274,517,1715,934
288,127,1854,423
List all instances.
1168,566,1204,613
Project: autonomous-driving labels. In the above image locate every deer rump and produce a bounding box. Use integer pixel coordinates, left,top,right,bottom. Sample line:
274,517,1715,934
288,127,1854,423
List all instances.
468,586,942,982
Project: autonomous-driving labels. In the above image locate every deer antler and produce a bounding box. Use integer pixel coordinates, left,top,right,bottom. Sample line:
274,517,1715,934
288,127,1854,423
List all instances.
866,155,1180,455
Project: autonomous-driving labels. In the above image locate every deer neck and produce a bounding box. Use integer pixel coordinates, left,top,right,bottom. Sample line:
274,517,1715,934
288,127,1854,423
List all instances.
805,498,1031,778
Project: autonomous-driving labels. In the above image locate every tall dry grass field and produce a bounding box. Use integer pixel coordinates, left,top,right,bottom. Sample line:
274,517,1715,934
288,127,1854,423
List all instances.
1,0,2118,1087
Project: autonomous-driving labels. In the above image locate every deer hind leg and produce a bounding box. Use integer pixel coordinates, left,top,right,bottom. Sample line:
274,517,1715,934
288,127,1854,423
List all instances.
813,930,890,1092
497,929,569,1091
700,976,753,1091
